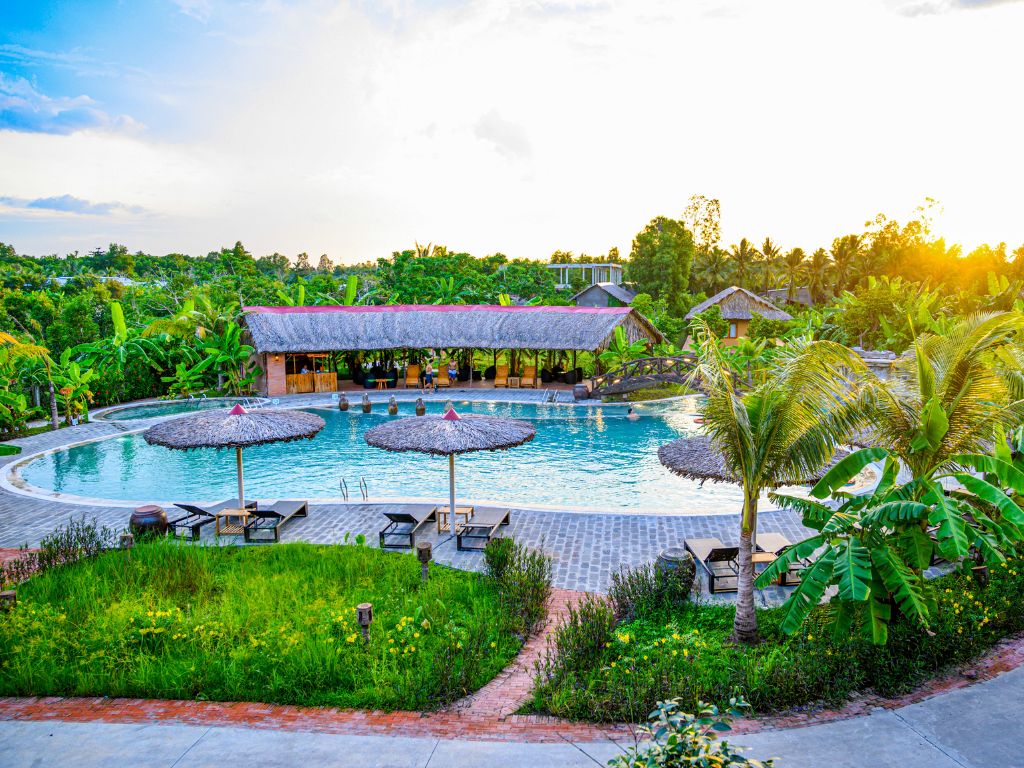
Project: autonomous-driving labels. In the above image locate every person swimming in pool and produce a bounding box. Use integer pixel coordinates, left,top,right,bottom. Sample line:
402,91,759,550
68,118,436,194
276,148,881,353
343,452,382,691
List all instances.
627,407,640,421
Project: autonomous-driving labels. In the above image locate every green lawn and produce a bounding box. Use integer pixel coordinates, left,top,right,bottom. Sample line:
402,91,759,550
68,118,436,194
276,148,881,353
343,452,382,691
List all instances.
0,540,523,710
531,560,1024,721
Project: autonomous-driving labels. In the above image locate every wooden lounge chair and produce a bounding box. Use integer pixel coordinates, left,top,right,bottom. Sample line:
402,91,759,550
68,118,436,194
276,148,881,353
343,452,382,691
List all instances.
684,537,739,593
437,368,451,388
494,364,509,388
405,364,421,388
243,499,308,543
456,508,511,551
169,498,255,541
521,365,537,388
756,532,807,586
379,507,437,550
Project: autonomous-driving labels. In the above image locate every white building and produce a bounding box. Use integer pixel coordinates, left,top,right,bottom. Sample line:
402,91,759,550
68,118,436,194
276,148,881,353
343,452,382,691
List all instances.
546,263,624,290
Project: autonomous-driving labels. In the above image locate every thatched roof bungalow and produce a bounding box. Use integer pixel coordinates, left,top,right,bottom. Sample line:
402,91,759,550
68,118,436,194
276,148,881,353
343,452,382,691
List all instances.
242,304,662,396
684,286,792,347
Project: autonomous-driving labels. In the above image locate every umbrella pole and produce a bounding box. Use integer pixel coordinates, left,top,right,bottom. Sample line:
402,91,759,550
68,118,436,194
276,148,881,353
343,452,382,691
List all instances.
448,454,456,519
236,446,245,508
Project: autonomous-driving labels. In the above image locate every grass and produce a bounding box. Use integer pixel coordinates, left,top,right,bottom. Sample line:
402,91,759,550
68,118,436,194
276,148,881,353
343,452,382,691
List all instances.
0,539,526,711
530,561,1024,721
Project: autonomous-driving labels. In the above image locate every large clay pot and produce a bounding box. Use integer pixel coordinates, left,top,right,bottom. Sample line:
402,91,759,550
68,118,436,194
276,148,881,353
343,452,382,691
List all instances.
338,395,350,411
573,383,590,401
130,505,168,537
387,396,399,416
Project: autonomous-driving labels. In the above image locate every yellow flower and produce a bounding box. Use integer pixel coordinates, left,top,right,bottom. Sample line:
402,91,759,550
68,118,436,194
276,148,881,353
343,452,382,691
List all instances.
414,632,420,639
683,649,689,658
807,634,814,641
671,650,678,657
610,661,616,668
490,642,497,648
643,655,648,661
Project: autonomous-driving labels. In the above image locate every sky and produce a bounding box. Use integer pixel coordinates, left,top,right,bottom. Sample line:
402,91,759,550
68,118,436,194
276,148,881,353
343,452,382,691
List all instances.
1,0,1023,263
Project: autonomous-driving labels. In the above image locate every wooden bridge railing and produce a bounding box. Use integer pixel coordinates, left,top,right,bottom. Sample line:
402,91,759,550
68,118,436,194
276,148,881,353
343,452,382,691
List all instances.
590,355,698,396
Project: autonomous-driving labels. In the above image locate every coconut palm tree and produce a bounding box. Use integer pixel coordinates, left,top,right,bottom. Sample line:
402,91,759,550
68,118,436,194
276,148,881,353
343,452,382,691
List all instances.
693,248,732,294
807,248,832,303
865,311,1024,482
728,239,758,290
758,237,782,294
782,248,806,302
830,234,863,294
686,320,866,644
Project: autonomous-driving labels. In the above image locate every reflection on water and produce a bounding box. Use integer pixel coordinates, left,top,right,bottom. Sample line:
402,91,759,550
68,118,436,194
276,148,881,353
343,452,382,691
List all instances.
22,398,795,514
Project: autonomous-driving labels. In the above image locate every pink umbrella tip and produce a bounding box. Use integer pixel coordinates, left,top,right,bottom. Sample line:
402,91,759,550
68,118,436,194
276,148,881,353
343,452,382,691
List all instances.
443,408,461,421
228,404,248,415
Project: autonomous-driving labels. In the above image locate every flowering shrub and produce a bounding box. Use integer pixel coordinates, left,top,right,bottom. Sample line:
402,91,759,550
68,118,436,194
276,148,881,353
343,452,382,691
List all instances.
532,560,1024,721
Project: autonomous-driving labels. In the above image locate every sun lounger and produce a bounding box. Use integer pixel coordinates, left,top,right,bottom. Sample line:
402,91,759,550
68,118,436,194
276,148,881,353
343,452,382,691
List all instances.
494,364,509,388
379,507,437,550
521,365,537,388
756,532,808,586
243,500,308,543
437,368,451,388
169,498,255,540
684,537,739,593
456,508,511,551
405,364,421,388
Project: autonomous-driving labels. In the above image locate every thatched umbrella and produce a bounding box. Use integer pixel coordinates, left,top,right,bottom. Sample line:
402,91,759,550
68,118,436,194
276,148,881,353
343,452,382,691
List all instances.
143,404,325,507
364,408,535,516
657,435,848,487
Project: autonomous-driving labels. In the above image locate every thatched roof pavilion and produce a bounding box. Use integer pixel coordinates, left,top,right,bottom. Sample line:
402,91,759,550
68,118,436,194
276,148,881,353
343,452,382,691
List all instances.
242,304,662,354
684,286,793,322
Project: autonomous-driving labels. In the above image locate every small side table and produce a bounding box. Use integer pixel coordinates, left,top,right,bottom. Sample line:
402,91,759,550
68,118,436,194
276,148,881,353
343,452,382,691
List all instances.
215,507,251,537
376,379,388,390
436,505,474,533
508,376,521,389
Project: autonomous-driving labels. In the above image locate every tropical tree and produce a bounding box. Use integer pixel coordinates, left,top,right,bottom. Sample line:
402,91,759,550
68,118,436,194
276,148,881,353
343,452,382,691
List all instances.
627,216,695,317
830,234,863,294
865,312,1024,480
143,297,202,339
276,281,307,307
691,247,732,295
0,332,56,429
807,248,832,303
782,248,806,302
728,238,758,290
758,237,782,294
686,320,866,644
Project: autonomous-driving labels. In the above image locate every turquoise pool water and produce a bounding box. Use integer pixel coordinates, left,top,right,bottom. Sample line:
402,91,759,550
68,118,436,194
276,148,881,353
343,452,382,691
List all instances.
22,398,778,514
102,398,261,421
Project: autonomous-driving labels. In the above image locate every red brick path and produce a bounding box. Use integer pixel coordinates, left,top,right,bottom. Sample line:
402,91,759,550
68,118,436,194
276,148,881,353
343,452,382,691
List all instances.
2,580,1024,743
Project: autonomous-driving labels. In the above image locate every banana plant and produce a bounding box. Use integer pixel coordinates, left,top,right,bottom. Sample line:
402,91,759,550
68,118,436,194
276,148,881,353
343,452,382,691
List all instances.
160,355,216,399
276,281,306,307
53,349,96,424
203,321,259,396
75,302,164,374
757,446,1024,645
598,326,649,370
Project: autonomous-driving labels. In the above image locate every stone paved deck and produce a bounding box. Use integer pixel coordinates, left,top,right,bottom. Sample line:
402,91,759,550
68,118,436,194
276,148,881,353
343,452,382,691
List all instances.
0,395,809,596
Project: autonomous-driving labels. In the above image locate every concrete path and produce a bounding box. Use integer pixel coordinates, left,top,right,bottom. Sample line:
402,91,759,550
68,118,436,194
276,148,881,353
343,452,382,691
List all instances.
3,665,1022,766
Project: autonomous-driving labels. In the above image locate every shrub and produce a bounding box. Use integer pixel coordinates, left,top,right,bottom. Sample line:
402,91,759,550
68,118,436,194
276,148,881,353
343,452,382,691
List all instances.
609,559,695,622
610,697,774,768
529,560,1024,721
484,538,553,637
1,516,116,588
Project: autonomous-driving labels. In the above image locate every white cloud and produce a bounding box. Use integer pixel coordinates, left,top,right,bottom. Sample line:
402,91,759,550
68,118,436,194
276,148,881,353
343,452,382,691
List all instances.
2,0,1023,259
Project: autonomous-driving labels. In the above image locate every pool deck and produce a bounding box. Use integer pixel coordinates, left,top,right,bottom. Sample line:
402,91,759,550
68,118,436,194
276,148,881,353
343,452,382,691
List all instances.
0,393,807,596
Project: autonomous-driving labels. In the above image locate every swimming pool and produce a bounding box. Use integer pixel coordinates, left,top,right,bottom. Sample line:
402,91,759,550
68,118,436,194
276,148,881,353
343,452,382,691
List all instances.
101,398,266,421
20,398,808,514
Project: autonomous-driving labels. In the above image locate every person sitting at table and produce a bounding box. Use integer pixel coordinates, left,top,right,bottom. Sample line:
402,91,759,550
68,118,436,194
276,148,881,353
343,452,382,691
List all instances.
300,365,310,374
